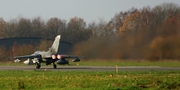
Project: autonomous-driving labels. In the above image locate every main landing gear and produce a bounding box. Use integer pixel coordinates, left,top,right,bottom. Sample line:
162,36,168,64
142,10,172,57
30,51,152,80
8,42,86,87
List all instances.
53,62,57,69
36,62,41,69
35,61,57,69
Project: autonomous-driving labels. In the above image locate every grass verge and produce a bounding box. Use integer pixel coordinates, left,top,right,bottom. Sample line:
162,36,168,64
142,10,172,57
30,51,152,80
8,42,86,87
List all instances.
0,70,180,90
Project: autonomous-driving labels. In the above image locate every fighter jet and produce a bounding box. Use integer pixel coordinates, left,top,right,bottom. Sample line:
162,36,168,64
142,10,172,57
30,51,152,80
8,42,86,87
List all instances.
14,35,84,69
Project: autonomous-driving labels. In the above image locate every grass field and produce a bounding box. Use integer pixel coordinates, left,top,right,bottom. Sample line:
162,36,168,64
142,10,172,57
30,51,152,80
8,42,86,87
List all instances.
0,60,180,89
0,70,180,90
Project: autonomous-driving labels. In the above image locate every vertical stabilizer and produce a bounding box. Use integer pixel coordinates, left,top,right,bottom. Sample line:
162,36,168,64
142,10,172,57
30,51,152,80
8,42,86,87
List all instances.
49,35,61,54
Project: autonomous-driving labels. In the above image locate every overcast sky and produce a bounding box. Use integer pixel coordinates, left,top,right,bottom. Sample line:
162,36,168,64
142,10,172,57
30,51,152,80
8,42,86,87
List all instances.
0,0,180,23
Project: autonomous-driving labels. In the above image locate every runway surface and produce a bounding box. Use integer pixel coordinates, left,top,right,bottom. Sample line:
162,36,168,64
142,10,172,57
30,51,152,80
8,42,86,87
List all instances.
0,66,180,71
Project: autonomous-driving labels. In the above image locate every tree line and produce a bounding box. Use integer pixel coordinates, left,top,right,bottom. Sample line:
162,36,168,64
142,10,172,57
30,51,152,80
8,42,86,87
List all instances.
73,3,180,60
0,2,180,61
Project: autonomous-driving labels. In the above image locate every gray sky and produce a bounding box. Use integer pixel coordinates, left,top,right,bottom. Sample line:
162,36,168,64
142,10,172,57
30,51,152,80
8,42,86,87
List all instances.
0,0,180,23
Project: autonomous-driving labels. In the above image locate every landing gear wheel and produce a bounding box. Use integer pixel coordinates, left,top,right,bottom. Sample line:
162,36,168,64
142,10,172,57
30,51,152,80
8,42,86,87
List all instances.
36,64,41,69
53,64,57,69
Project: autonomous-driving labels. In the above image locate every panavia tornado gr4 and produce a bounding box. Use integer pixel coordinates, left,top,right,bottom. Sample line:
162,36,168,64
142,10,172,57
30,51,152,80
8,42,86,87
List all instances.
14,35,84,69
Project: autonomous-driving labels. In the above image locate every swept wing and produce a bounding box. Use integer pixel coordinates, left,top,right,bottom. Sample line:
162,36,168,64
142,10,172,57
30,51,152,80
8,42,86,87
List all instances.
14,54,41,59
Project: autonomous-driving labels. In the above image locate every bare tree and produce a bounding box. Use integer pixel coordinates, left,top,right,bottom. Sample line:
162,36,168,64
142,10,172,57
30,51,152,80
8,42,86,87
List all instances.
16,18,32,37
152,3,180,25
31,16,45,38
63,16,89,43
45,17,66,39
67,16,86,31
0,18,6,38
4,19,18,37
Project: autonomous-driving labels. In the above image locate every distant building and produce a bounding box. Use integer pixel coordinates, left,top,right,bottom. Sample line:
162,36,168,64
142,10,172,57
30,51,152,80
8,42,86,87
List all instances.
0,37,72,54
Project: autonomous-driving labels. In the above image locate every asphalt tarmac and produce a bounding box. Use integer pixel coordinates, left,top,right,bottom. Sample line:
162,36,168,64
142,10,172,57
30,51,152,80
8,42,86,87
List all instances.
0,66,180,71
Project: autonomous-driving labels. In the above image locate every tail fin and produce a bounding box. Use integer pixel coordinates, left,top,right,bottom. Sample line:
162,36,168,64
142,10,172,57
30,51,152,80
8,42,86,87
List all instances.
48,35,61,54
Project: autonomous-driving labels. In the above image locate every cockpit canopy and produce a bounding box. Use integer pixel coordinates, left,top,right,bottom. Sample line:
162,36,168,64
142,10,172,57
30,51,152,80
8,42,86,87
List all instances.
33,51,41,55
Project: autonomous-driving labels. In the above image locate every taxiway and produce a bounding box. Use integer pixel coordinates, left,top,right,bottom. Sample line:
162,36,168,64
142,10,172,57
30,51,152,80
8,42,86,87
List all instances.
0,66,180,71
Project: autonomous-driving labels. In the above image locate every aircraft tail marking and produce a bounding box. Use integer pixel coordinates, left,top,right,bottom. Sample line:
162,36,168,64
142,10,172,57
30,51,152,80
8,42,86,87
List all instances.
48,35,61,54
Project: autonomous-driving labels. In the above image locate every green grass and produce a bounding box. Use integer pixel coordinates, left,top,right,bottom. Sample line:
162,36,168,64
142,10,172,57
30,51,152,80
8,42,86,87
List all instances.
1,60,180,67
0,70,180,90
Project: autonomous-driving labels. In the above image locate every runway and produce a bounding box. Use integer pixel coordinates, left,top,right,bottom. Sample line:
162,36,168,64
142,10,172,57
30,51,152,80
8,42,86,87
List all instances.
0,66,180,71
